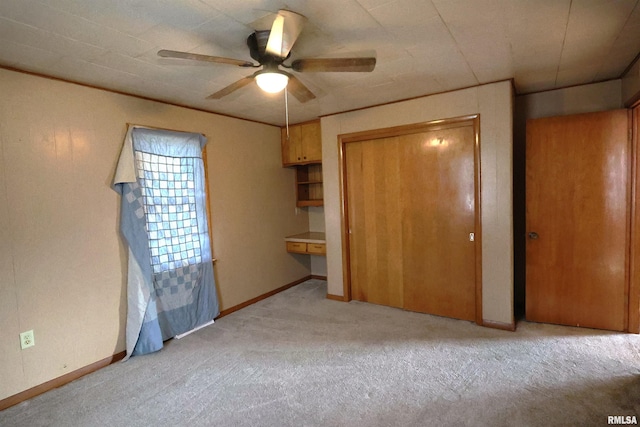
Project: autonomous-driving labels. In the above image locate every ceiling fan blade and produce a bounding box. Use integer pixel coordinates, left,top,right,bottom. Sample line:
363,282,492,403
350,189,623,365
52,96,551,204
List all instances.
206,75,256,99
292,57,376,73
286,74,316,103
158,49,255,68
266,14,285,56
266,10,307,58
250,10,278,31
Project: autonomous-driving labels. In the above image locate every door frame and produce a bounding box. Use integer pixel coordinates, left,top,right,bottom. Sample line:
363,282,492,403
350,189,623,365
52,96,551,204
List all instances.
337,115,483,325
630,103,640,333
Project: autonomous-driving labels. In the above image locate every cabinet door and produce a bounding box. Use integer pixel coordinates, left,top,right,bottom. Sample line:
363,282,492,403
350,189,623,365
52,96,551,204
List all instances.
281,125,302,165
301,121,322,162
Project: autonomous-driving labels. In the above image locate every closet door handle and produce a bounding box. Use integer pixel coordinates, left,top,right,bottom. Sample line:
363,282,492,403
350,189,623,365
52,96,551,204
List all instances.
528,232,539,240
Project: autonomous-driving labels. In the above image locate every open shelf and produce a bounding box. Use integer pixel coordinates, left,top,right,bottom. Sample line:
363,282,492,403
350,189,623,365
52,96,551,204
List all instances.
295,164,323,207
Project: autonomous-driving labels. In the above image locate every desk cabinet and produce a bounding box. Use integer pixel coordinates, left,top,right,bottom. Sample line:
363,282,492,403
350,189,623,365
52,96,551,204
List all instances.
285,232,326,256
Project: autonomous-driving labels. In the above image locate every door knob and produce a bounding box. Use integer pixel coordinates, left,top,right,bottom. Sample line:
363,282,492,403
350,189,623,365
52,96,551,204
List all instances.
528,232,539,240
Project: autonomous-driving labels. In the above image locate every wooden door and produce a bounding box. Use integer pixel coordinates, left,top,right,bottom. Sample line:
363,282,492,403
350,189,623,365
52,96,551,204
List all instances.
345,119,478,321
346,137,404,308
401,126,476,320
526,110,629,331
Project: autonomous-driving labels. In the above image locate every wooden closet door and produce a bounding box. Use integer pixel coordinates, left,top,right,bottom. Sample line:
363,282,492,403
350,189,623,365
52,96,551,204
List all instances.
345,122,477,321
526,110,629,331
346,137,404,308
401,126,476,321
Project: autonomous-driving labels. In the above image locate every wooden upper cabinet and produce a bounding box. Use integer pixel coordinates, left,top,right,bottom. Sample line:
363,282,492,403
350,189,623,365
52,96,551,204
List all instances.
281,120,322,165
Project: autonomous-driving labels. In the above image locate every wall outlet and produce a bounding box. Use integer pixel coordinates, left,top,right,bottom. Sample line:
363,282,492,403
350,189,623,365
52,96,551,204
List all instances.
20,330,35,350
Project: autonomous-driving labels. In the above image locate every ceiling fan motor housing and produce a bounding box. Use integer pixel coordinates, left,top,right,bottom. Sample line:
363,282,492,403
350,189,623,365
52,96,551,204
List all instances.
247,31,289,66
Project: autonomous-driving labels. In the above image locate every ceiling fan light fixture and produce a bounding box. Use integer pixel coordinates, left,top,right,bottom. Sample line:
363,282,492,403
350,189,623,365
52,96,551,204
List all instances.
255,71,289,93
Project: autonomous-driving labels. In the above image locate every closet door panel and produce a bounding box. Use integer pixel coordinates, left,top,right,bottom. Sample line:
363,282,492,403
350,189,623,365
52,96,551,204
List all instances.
402,126,476,321
346,138,403,308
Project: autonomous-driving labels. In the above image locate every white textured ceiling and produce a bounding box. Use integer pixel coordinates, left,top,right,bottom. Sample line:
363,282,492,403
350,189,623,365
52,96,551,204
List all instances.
0,0,639,126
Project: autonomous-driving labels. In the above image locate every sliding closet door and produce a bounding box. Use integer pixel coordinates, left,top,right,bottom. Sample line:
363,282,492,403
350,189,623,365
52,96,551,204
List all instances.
344,119,478,321
526,110,629,331
401,125,476,320
346,137,404,308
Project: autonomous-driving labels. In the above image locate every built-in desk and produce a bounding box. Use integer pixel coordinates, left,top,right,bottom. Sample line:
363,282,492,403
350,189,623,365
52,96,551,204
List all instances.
285,232,326,255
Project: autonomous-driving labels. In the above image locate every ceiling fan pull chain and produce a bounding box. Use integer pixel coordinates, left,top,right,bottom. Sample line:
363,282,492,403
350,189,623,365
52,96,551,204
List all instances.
285,86,290,140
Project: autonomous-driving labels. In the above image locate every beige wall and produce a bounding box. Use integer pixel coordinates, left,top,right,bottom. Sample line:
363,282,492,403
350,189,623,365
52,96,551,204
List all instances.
321,80,514,326
307,206,327,276
623,60,640,106
0,68,310,401
516,80,622,120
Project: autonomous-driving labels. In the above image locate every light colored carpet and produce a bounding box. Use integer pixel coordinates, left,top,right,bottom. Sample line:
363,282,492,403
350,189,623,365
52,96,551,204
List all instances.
2,279,640,426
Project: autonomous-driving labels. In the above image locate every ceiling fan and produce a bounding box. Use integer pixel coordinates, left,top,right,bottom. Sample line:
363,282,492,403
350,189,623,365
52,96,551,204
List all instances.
158,10,376,103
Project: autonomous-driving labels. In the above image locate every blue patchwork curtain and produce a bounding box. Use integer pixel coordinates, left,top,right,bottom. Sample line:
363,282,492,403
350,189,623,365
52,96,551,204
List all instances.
113,126,219,358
